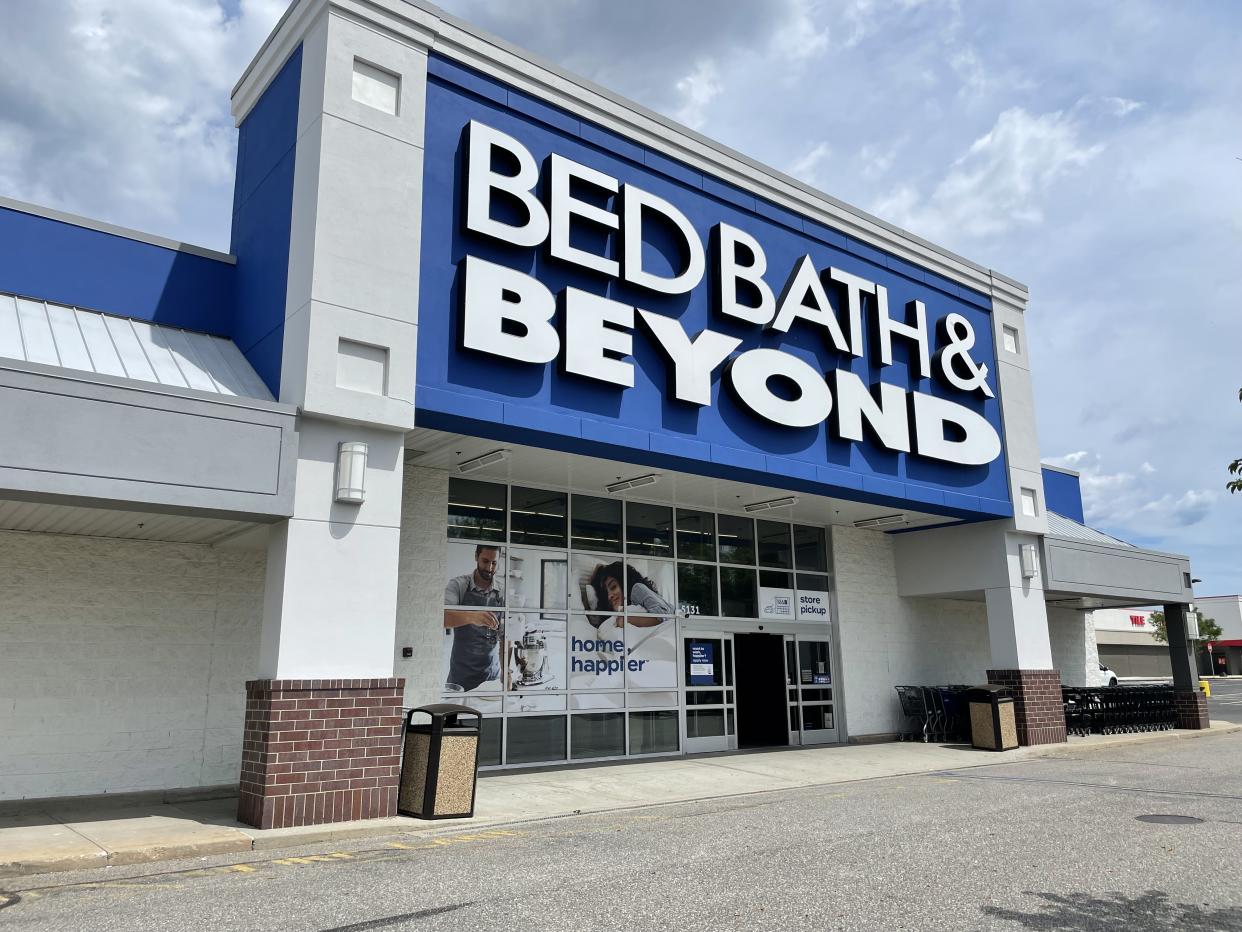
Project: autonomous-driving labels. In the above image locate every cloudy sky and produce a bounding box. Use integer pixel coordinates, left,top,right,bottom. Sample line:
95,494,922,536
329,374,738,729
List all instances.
4,0,1240,594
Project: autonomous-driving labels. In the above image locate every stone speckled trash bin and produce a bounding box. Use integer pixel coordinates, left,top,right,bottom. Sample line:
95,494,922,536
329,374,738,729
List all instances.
398,704,481,819
965,685,1018,751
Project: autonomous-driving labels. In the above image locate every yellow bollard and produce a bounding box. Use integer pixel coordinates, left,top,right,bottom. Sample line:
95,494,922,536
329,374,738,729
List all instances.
1200,679,1211,697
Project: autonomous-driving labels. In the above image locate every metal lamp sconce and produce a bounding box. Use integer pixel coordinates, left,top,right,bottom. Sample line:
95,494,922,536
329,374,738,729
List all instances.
335,441,368,504
1019,543,1039,580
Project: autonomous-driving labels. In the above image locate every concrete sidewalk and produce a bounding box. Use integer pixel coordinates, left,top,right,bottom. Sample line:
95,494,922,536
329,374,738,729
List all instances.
2,722,1238,878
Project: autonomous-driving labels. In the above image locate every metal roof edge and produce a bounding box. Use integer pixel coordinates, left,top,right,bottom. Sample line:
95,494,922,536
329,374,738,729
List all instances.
0,195,236,264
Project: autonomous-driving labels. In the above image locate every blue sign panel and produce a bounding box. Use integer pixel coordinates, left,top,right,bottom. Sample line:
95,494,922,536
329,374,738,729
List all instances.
416,55,1011,520
688,642,716,687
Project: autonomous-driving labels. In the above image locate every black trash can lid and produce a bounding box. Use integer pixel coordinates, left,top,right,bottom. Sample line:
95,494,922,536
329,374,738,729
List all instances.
406,705,483,731
964,684,1014,701
411,703,482,718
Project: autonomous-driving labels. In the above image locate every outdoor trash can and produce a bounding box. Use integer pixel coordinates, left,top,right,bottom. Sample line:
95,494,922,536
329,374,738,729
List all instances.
965,685,1018,751
398,704,481,819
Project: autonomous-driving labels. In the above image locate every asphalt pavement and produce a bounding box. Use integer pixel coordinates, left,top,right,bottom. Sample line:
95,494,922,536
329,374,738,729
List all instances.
2,729,1241,931
1208,677,1242,723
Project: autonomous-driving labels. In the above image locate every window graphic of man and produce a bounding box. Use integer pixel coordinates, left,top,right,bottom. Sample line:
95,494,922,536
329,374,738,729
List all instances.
444,545,504,691
588,561,674,629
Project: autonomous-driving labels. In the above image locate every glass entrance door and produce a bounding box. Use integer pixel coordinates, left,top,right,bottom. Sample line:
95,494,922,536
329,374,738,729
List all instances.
682,633,736,753
784,634,839,745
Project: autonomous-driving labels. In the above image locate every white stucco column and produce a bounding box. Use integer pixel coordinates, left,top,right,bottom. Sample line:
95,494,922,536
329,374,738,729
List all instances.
245,8,430,679
232,3,433,828
983,532,1054,670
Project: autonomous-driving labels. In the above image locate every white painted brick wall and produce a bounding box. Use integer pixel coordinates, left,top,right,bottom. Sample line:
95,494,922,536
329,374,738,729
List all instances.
833,527,1095,735
833,525,992,737
0,530,264,800
1048,606,1096,687
394,463,450,711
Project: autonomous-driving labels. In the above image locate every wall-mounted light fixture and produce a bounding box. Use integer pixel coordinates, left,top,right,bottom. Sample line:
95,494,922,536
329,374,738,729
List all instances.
335,441,368,504
605,473,660,494
1019,543,1039,579
457,449,509,473
745,496,798,513
853,513,906,529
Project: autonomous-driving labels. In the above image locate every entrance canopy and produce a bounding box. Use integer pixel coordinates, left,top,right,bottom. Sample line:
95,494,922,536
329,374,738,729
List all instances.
1040,511,1194,610
405,428,962,532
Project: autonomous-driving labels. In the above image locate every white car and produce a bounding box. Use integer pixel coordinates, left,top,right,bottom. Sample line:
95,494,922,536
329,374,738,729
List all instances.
1097,662,1119,687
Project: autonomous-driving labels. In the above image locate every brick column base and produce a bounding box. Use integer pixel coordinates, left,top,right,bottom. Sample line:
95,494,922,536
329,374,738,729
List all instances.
238,678,405,830
1174,689,1210,730
986,669,1067,746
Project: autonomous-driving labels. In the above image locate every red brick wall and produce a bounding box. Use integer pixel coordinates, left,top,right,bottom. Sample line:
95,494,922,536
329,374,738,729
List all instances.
1174,689,1209,730
238,678,405,830
986,669,1067,746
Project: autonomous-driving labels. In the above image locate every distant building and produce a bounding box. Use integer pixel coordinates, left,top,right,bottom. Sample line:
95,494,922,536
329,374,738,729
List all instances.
1092,608,1169,679
1194,595,1242,676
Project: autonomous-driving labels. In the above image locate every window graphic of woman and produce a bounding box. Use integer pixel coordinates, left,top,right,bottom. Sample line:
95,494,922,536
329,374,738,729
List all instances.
588,561,674,629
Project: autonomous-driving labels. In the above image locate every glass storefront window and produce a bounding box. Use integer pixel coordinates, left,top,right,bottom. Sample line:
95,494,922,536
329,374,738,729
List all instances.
720,566,757,618
626,501,674,557
569,615,625,689
794,525,828,572
571,495,622,553
760,569,792,589
506,715,567,764
506,550,567,611
447,478,506,542
801,705,834,730
717,514,755,564
570,692,626,710
629,710,679,754
677,563,718,617
675,509,715,561
442,481,834,766
570,712,625,759
479,718,502,766
756,520,793,568
510,486,567,547
686,708,725,738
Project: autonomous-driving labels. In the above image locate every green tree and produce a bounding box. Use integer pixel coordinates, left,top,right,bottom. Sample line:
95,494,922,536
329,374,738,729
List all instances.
1229,388,1242,493
1149,610,1222,657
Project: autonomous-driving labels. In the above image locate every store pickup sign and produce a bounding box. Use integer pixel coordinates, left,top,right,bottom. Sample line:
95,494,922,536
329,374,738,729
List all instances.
456,120,1001,468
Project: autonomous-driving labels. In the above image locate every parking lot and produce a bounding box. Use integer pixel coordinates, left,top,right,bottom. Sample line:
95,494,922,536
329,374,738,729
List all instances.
1208,677,1242,723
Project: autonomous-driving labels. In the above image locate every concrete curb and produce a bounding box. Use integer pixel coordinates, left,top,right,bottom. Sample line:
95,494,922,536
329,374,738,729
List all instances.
3,723,1239,879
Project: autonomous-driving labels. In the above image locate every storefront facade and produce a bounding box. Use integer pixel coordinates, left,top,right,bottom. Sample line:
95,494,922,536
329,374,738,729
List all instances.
0,0,1208,826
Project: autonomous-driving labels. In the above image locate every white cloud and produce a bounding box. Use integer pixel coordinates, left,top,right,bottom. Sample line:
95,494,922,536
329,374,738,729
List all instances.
0,0,286,247
875,106,1103,242
1102,95,1144,117
788,141,832,187
673,59,723,130
772,0,830,60
1046,451,1217,534
858,138,905,180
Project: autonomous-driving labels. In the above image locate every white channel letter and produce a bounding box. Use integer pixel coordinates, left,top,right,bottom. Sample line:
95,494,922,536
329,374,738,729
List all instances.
549,153,619,277
638,310,741,406
461,255,559,364
464,120,550,248
911,391,1002,466
832,370,911,453
875,288,931,378
730,348,833,428
564,288,635,388
621,184,706,294
827,267,874,357
715,222,775,325
770,256,851,354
